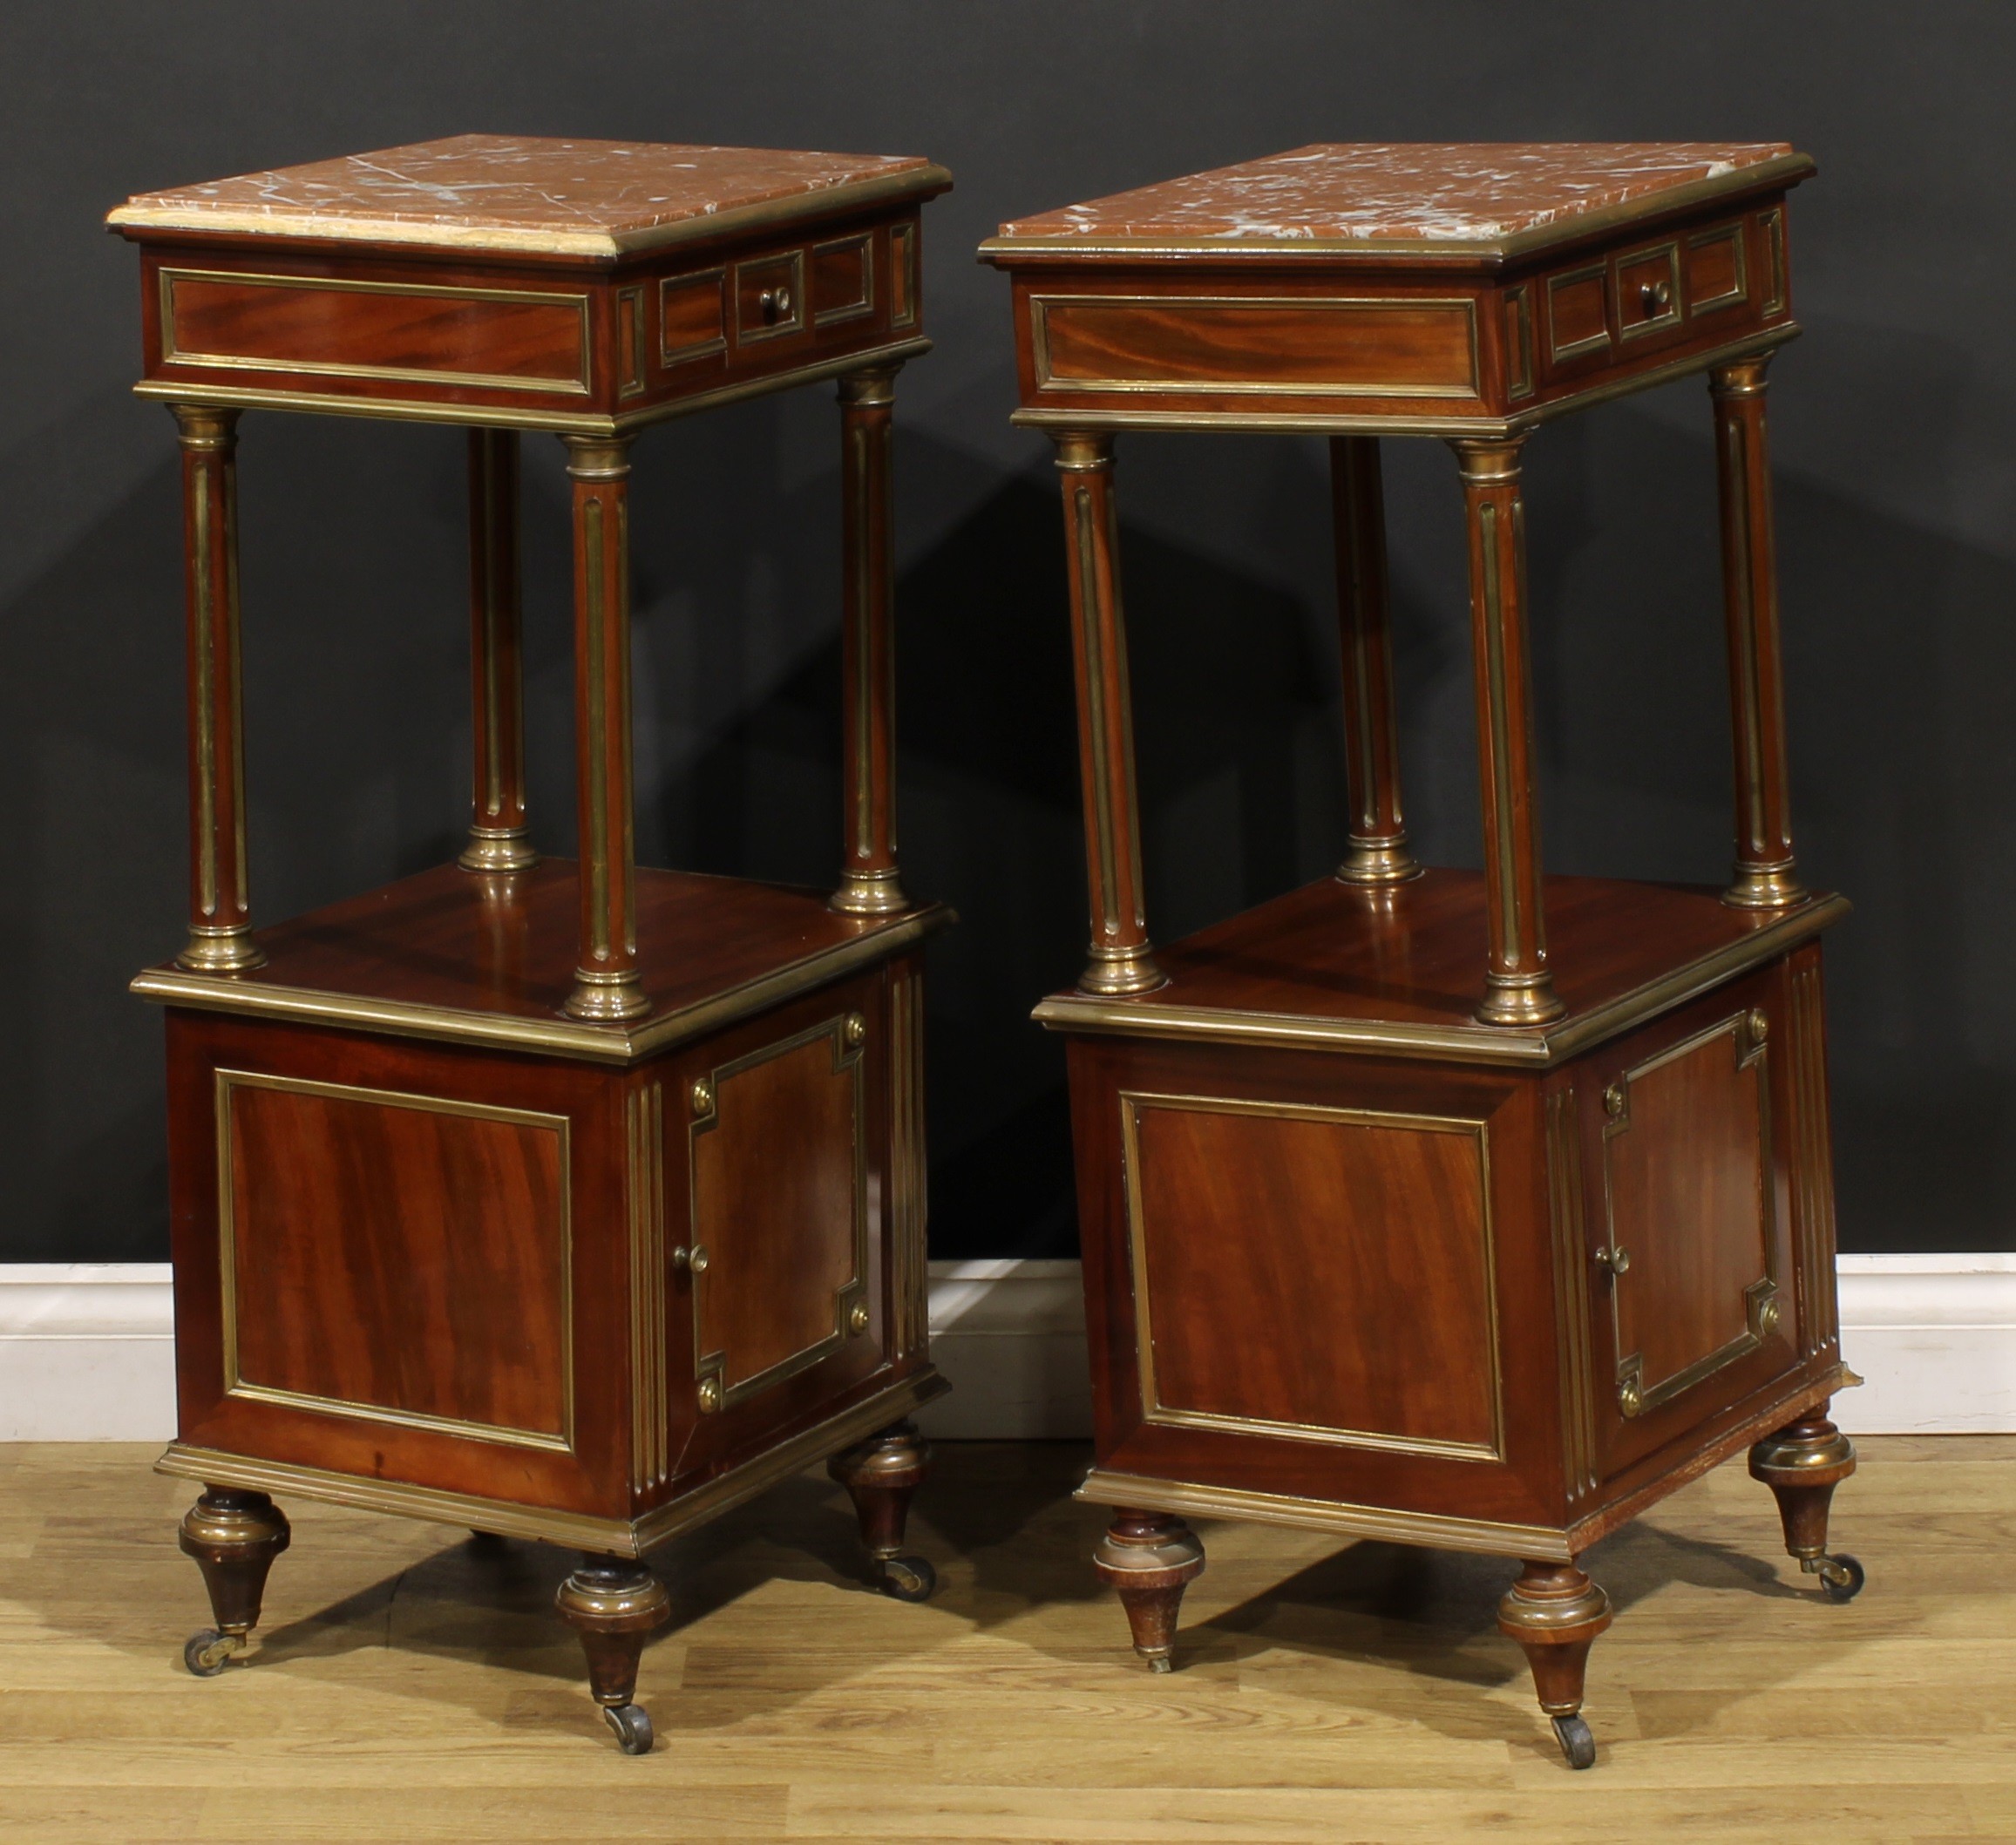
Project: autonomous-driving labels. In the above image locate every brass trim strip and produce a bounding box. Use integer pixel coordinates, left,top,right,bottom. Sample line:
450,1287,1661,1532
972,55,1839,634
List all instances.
1504,285,1533,401
160,268,593,397
811,232,876,327
616,285,647,398
131,899,954,1063
688,1015,867,1412
113,162,955,258
889,221,918,329
1006,324,1799,439
888,966,930,1360
1033,292,1481,399
1789,960,1839,1355
1687,221,1749,315
628,1081,669,1492
978,156,1814,266
659,268,729,367
1760,207,1788,315
1118,1089,1504,1462
155,1367,950,1559
1033,892,1850,1065
1545,1088,1599,1503
1077,1468,1571,1563
1544,263,1612,364
133,336,935,434
213,1068,574,1452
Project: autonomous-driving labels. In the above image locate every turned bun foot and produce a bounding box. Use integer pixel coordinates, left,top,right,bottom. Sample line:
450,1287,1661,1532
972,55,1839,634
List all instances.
1749,1403,1863,1601
555,1557,671,1754
178,1487,291,1675
1094,1509,1205,1672
1498,1560,1612,1769
828,1420,938,1601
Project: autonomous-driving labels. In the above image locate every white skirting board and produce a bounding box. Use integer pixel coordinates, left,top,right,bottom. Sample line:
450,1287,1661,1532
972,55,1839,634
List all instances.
0,1255,2009,1443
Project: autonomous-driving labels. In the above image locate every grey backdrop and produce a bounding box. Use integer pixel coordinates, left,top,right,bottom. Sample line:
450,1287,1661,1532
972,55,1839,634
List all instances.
3,2,2011,1262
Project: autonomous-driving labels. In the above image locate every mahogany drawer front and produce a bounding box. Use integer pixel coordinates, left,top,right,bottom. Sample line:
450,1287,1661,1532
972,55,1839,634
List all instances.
159,267,594,396
1031,291,1483,404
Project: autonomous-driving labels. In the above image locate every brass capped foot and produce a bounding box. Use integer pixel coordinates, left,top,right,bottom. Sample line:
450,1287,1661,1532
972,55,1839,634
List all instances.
1094,1509,1205,1672
1498,1560,1612,1769
1750,1405,1861,1600
828,1420,937,1600
178,1487,290,1674
555,1557,671,1753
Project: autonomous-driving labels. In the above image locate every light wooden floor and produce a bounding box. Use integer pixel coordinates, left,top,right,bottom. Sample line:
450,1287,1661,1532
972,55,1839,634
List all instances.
1,1437,2011,1843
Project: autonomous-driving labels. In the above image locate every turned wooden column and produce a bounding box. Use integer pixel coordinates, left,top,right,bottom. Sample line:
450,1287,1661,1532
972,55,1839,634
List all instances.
1452,438,1561,1026
178,1487,290,1676
1749,1401,1864,1598
562,435,648,1021
831,366,908,914
1712,358,1807,909
460,428,537,873
1053,432,1162,995
555,1555,672,1753
171,404,263,973
1497,1559,1611,1769
827,1419,937,1601
1094,1508,1205,1672
1329,436,1419,885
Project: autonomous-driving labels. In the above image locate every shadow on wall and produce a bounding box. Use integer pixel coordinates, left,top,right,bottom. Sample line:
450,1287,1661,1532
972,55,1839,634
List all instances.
2,375,2013,1262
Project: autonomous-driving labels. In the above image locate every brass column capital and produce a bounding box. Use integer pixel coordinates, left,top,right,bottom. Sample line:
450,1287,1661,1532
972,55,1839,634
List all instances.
169,403,241,450
1449,434,1529,485
562,433,635,480
1710,356,1774,400
1051,431,1115,473
838,363,901,409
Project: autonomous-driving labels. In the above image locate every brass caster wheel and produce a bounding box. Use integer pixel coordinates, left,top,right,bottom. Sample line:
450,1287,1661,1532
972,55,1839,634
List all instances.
602,1702,654,1755
1551,1713,1596,1771
1145,1654,1173,1676
183,1628,241,1678
879,1555,936,1603
1810,1552,1865,1603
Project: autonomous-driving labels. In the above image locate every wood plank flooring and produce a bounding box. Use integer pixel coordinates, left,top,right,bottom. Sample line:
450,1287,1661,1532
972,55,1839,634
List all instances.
1,1437,2011,1842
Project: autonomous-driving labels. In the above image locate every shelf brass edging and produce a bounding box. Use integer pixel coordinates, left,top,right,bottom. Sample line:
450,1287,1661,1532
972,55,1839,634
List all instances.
977,155,1814,268
132,900,954,1065
1078,1468,1572,1563
110,164,955,260
157,1367,947,1559
1005,326,1798,441
132,337,934,436
1033,892,1848,1067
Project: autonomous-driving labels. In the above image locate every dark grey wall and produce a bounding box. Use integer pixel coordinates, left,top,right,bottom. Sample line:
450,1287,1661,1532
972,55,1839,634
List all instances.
3,2,2011,1261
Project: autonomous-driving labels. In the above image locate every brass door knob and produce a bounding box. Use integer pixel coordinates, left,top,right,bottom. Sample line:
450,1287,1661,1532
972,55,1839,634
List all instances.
674,1243,709,1275
1594,1245,1632,1276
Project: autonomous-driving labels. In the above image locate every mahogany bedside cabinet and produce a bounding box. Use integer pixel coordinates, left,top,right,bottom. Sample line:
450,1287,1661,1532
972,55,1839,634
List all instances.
109,135,954,1754
982,144,1861,1769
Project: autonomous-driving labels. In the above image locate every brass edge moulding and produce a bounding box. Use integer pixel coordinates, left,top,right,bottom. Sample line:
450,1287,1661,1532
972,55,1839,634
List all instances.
132,336,935,434
1004,323,1801,438
111,163,955,259
1118,1089,1506,1463
1078,1469,1573,1563
212,1068,576,1452
129,899,954,1063
158,1369,949,1558
1029,892,1850,1066
975,156,1813,266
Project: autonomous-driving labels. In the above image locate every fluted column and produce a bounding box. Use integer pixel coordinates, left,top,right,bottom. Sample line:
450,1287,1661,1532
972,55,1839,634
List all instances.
460,428,536,873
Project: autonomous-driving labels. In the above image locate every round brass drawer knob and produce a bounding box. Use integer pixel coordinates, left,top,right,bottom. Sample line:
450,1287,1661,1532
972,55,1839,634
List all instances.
674,1243,709,1275
1595,1245,1632,1276
760,285,792,322
1639,280,1673,314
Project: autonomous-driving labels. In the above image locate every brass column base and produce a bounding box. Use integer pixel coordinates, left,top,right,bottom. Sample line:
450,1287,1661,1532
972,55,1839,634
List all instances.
831,870,910,915
177,926,267,974
1078,945,1167,998
1723,858,1809,910
563,969,651,1021
1335,833,1423,885
1476,971,1565,1028
1093,1509,1205,1672
459,827,539,873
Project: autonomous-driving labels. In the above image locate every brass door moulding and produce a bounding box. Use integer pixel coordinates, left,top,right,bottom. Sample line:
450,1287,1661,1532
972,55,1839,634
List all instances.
1544,1089,1599,1503
626,1082,669,1493
212,1068,575,1454
1118,1089,1506,1464
811,233,876,328
686,1014,869,1415
1599,1011,1782,1421
1545,264,1612,365
1687,221,1750,315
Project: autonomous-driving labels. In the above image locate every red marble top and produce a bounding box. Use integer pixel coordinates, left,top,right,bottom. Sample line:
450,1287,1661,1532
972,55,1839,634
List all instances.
108,133,950,257
986,143,1809,257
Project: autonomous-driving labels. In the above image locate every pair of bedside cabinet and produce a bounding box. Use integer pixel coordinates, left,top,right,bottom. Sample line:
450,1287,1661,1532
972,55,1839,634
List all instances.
110,136,1858,1770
